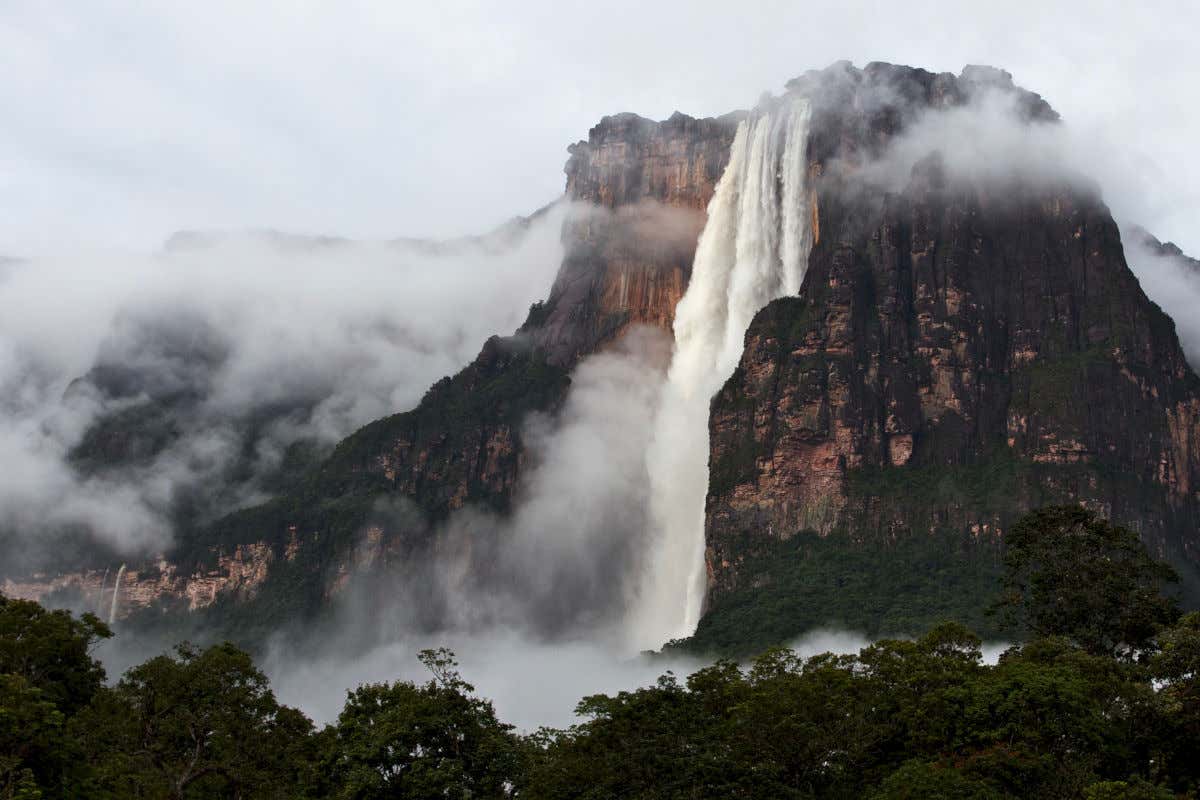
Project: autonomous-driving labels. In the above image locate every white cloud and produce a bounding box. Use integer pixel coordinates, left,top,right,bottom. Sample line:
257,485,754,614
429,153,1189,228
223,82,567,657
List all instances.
0,1,1195,254
0,205,567,560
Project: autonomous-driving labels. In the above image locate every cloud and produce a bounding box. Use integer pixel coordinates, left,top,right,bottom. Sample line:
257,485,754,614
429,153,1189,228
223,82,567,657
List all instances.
334,325,673,646
1121,227,1200,368
0,3,1196,255
264,628,699,730
259,625,1008,731
0,204,567,566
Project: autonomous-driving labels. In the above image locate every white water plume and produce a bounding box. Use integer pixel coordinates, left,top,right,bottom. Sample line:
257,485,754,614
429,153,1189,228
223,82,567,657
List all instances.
107,563,126,625
631,98,814,650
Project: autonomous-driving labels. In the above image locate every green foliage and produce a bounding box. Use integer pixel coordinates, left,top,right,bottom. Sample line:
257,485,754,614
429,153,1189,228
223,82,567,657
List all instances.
1014,345,1112,417
72,641,315,799
320,345,569,502
318,647,521,799
682,529,1005,657
996,505,1180,657
1082,778,1175,800
0,674,66,800
845,449,1027,517
0,596,110,715
869,761,1002,800
5,507,1200,798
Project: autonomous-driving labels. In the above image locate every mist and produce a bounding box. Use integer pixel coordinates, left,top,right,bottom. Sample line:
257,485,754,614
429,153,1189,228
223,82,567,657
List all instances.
835,84,1200,370
0,205,566,568
1121,229,1200,369
261,625,1010,730
4,9,1197,753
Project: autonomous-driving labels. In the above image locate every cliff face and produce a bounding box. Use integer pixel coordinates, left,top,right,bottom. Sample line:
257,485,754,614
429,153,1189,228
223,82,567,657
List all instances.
2,542,275,617
698,64,1200,644
15,62,1200,650
312,110,739,539
525,111,739,366
18,107,738,622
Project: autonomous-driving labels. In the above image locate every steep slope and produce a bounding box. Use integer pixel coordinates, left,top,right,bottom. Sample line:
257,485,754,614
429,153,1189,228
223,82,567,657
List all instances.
525,111,740,366
3,107,740,630
690,63,1200,654
10,62,1199,660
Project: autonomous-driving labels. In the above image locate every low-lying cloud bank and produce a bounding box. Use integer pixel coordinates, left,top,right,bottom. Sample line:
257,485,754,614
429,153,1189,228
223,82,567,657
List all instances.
833,83,1200,368
0,204,566,569
1121,227,1200,368
262,626,1009,730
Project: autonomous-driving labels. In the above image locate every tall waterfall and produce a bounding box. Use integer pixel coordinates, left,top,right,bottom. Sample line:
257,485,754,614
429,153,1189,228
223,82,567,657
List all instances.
631,98,814,650
108,563,126,625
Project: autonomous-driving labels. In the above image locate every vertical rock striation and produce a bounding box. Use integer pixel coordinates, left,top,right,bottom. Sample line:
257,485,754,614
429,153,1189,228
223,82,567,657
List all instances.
699,63,1200,648
524,111,741,366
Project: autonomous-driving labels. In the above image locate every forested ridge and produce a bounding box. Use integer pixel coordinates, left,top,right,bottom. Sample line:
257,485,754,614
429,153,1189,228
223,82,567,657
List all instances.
4,507,1199,799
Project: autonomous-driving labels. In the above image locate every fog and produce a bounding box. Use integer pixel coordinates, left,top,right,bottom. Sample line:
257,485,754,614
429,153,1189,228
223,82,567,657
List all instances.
1121,229,1200,369
837,84,1200,371
5,0,1200,737
263,626,1010,730
0,205,566,567
2,2,1197,256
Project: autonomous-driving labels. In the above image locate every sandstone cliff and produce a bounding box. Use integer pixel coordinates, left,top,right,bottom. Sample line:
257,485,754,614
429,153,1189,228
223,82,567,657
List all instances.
14,63,1199,655
693,62,1200,652
15,106,739,623
525,110,739,366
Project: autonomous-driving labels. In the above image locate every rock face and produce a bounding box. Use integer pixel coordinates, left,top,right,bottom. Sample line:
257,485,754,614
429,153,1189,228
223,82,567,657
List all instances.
2,542,274,617
526,111,739,366
1126,226,1200,274
15,107,739,622
700,63,1200,631
312,110,739,536
14,62,1200,650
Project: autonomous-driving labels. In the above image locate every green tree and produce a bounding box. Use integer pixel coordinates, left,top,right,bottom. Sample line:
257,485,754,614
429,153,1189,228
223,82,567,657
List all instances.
0,674,66,800
869,760,1002,799
1148,611,1200,792
995,506,1179,657
523,666,768,800
0,595,111,715
72,641,314,799
1082,778,1174,799
0,595,111,798
321,648,520,799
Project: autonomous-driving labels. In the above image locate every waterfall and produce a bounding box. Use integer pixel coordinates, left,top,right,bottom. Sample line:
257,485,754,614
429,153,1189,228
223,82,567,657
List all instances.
108,563,126,625
631,98,813,650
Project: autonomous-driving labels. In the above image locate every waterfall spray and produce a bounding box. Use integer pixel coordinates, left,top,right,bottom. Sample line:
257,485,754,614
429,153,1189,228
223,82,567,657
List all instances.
108,563,126,625
631,98,814,650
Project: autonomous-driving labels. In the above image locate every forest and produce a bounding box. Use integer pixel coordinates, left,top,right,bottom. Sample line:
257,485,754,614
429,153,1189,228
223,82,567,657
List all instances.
3,506,1199,799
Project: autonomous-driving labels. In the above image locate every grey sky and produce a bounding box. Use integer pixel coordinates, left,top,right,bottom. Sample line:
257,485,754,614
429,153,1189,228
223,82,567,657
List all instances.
2,1,1196,253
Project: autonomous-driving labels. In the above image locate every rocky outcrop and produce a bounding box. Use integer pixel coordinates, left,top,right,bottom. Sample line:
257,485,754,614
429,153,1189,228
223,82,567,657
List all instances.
524,111,740,366
1127,225,1200,274
702,64,1200,622
17,61,1200,653
8,106,737,625
316,335,570,519
2,542,274,620
309,109,742,524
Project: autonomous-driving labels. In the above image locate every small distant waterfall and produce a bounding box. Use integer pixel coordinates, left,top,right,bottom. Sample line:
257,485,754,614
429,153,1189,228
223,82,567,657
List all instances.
631,98,814,649
108,563,126,625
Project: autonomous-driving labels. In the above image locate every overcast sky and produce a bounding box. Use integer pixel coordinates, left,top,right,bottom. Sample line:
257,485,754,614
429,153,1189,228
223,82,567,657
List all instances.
2,1,1197,254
